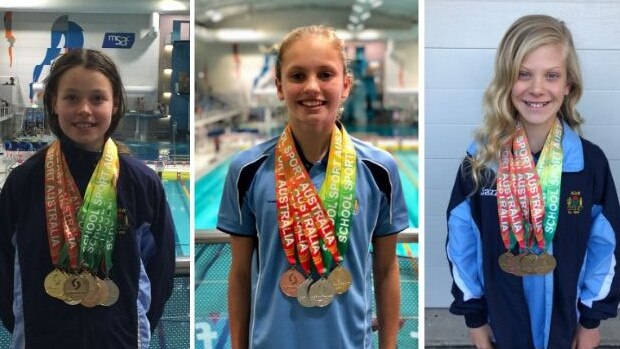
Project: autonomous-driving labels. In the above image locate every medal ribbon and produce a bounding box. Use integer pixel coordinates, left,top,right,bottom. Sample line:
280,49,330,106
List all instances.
78,139,119,272
44,139,119,273
496,119,562,252
275,122,356,276
44,142,80,269
318,123,356,270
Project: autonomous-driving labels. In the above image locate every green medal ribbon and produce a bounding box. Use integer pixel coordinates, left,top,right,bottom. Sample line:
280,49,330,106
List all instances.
319,122,357,271
77,139,119,272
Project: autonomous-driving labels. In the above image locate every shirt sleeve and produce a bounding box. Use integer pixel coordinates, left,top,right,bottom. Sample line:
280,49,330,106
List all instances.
578,149,620,329
446,158,488,328
144,176,176,331
372,153,409,237
217,155,258,237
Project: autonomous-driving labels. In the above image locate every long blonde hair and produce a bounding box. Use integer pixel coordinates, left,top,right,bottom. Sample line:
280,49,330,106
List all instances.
469,14,583,190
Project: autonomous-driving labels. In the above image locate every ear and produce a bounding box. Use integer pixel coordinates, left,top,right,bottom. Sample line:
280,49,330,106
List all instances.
564,83,570,96
275,78,285,101
341,74,353,100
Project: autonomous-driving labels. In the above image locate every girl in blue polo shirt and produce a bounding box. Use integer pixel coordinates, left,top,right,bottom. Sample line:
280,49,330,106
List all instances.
446,15,620,349
218,25,409,348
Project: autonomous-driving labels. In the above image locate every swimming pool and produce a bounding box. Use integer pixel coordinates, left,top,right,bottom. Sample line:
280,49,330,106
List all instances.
163,179,190,257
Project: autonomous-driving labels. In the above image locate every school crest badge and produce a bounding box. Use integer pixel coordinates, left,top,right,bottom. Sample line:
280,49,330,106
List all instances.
567,191,583,215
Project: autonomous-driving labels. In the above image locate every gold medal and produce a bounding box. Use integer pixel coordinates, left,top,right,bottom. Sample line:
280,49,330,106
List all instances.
80,275,102,308
498,252,516,275
101,278,119,306
327,265,352,294
296,278,314,308
44,268,68,299
520,253,537,275
511,253,526,276
279,268,305,297
95,277,110,305
63,273,90,302
534,252,557,275
308,278,335,307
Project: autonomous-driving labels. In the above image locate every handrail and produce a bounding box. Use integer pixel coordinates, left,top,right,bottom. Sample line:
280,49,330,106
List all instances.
175,256,190,275
195,228,418,244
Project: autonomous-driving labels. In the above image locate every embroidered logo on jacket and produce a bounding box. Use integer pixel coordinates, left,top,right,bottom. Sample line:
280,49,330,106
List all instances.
117,208,130,234
567,191,583,215
480,188,497,196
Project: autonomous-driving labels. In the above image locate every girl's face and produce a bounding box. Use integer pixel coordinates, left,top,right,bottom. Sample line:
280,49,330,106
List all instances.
276,36,351,131
53,66,116,151
511,43,570,132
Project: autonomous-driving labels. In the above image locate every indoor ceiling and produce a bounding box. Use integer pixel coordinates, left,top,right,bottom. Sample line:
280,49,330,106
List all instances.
0,0,190,14
196,0,418,32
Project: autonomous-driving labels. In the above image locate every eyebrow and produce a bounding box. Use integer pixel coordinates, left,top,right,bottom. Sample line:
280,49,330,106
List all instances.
286,64,339,71
59,88,111,94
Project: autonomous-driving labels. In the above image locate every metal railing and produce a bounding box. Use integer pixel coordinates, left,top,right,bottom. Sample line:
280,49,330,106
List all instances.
195,227,418,244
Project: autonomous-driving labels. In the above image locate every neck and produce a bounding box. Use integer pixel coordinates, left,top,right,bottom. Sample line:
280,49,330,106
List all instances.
289,122,333,163
522,118,556,153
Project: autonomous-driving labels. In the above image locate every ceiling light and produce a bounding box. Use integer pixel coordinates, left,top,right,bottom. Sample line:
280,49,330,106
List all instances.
356,24,365,32
357,30,380,40
347,24,356,32
163,68,173,75
370,0,383,8
352,4,364,13
348,15,360,24
164,44,174,52
215,29,264,41
360,11,371,21
335,30,353,41
163,92,172,98
159,0,187,12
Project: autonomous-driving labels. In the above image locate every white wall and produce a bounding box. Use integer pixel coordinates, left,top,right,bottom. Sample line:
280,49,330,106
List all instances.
0,11,160,109
425,0,620,308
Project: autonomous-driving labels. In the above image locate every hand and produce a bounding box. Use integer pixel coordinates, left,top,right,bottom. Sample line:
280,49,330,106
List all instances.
469,324,495,349
571,325,600,349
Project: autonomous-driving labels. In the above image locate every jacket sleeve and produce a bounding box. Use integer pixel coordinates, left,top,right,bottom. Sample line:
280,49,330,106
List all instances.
144,177,176,332
578,149,620,329
0,172,18,332
446,158,488,328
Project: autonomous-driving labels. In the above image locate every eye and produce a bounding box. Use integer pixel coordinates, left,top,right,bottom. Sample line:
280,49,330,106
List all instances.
62,94,78,102
517,71,530,80
547,72,561,80
91,94,106,104
318,71,335,80
289,72,305,82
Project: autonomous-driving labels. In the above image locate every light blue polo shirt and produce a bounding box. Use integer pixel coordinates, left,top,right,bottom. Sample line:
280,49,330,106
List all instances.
217,134,409,349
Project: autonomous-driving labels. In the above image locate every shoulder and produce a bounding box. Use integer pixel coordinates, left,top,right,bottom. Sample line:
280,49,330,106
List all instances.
351,136,398,171
4,150,45,187
228,137,277,174
119,154,161,186
580,137,608,164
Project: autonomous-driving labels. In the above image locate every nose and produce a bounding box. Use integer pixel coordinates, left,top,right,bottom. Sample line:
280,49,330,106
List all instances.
303,76,320,94
529,76,545,96
77,99,92,115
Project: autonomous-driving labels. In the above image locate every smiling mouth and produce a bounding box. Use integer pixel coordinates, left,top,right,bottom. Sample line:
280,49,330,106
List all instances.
524,101,550,108
74,122,97,129
299,100,327,107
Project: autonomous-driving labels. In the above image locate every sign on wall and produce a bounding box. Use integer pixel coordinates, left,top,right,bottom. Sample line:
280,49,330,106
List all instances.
102,32,135,49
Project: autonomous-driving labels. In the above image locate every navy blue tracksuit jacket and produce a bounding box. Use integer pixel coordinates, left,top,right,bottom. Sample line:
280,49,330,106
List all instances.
447,123,620,349
0,140,176,348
